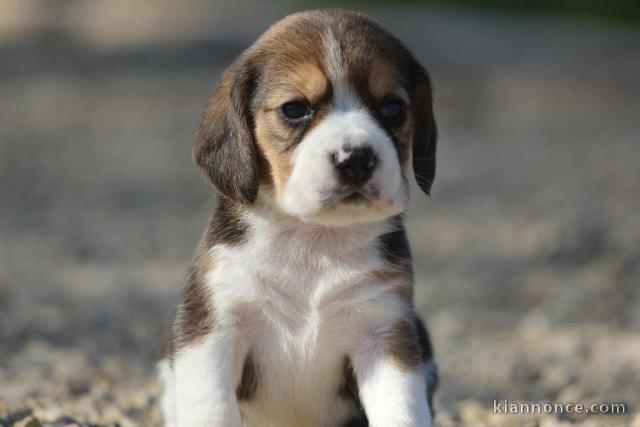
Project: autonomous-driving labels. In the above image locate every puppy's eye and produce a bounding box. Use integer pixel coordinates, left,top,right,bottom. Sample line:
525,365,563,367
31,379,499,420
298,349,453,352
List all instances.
380,100,405,124
281,101,312,121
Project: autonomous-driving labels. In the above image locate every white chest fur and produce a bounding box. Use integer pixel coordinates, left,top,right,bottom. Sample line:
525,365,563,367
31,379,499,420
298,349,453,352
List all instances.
163,211,432,427
206,215,395,426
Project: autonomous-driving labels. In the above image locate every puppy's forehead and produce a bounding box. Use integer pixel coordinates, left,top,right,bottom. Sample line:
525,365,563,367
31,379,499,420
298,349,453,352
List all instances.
256,11,412,98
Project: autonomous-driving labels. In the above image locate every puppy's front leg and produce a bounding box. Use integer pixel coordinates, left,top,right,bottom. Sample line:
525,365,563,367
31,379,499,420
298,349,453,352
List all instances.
173,329,245,427
352,318,433,427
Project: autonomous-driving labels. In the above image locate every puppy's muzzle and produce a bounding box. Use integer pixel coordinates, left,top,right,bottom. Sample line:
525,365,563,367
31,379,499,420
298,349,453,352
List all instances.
332,144,378,188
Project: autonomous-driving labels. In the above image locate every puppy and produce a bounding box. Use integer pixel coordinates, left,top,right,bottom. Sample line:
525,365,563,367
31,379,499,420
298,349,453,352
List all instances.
160,9,438,427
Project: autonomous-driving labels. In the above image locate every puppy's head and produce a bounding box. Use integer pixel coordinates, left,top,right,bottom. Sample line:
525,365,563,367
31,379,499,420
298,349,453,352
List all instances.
194,10,437,226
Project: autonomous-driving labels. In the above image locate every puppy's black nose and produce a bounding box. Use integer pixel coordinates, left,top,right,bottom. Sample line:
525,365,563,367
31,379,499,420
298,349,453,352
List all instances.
333,145,378,187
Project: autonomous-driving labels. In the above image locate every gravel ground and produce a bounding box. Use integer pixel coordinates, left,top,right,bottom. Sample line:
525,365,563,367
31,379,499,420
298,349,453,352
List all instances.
1,1,639,426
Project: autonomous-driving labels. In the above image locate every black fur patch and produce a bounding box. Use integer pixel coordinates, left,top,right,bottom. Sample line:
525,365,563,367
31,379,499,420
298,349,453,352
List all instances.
377,216,413,277
168,199,249,362
413,315,438,412
339,357,368,426
193,53,260,205
236,352,259,400
203,200,250,247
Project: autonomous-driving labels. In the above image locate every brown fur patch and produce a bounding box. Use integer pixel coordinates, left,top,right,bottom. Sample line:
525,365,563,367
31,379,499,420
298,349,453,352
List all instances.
236,352,260,400
368,60,409,103
168,200,249,361
385,314,435,374
254,61,332,199
370,268,413,304
370,269,404,283
376,219,433,371
263,62,329,109
413,315,435,364
392,283,414,304
254,114,295,191
385,319,423,371
203,200,249,247
338,356,367,425
170,260,215,357
338,356,359,401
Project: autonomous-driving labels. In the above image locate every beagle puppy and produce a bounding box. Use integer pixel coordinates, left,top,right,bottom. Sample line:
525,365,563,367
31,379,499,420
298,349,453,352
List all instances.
160,9,438,427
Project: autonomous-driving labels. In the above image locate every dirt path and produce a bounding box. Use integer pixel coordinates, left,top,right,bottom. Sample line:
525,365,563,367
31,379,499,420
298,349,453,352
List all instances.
1,2,639,426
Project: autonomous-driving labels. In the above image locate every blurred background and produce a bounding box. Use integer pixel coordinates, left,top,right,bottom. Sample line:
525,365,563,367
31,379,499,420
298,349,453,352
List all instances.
1,1,639,426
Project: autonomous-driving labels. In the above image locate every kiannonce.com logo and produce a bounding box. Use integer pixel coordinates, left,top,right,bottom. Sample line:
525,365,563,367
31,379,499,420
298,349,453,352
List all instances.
493,400,628,415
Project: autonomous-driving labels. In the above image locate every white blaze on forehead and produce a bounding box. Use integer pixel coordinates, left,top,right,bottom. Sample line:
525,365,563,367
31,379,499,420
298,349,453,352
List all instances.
323,29,359,112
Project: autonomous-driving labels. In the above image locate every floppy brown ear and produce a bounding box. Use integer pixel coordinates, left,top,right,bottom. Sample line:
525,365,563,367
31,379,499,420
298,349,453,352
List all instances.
193,53,259,204
410,61,437,195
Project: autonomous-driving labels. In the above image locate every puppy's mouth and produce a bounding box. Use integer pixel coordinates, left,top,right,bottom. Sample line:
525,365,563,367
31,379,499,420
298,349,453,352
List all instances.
342,191,367,204
322,186,380,207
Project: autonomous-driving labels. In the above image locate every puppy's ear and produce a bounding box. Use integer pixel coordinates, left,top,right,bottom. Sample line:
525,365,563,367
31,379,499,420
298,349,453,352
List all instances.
410,61,437,195
193,53,259,204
